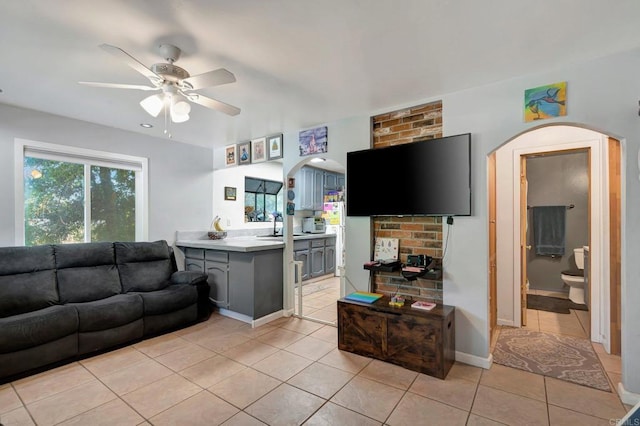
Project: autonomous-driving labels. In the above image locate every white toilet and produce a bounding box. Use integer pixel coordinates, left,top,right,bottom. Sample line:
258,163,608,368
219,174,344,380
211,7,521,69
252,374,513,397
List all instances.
560,247,586,304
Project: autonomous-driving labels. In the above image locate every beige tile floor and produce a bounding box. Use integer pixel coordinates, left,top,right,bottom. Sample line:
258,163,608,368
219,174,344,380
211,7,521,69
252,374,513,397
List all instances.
294,276,341,325
0,285,631,425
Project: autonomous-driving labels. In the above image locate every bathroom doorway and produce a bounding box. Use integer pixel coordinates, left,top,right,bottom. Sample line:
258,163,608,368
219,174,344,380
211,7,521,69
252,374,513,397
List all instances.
489,125,622,355
522,149,590,339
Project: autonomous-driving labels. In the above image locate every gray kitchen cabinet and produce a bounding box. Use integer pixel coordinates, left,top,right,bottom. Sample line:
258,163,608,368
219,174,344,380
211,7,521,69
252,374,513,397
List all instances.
294,166,326,211
293,236,337,281
228,249,283,319
310,246,325,277
324,172,338,190
337,174,345,190
180,246,283,319
205,250,230,308
324,237,336,275
182,248,228,308
293,239,310,281
312,168,324,210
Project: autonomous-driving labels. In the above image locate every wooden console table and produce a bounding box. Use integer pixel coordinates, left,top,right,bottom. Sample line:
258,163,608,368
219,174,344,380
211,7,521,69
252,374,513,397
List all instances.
337,296,455,379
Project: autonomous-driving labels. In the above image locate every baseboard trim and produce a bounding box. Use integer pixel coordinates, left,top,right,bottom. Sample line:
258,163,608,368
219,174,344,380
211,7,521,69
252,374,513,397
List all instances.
618,382,640,406
217,308,252,324
455,351,493,370
252,310,285,328
217,309,286,328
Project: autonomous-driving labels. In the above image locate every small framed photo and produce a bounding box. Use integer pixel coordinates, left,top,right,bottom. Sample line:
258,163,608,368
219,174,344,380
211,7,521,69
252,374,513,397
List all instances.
225,144,237,167
224,186,236,201
267,133,283,160
251,137,267,163
287,177,295,189
238,141,251,165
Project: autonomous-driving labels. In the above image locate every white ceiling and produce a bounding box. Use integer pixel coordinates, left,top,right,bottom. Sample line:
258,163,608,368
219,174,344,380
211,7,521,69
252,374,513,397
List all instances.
1,0,640,149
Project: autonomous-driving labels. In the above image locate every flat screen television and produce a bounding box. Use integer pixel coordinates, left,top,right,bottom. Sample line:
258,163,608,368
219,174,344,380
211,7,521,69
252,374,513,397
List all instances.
346,133,471,217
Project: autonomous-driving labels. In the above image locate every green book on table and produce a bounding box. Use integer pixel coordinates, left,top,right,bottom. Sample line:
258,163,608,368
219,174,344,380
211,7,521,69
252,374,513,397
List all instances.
345,291,383,303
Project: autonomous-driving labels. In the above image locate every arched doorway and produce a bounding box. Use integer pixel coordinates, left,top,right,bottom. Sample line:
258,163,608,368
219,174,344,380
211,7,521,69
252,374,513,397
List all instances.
284,158,346,326
489,124,622,355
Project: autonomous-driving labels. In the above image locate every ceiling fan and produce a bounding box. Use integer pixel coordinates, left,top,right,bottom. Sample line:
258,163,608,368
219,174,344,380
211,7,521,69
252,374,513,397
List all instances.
80,43,240,127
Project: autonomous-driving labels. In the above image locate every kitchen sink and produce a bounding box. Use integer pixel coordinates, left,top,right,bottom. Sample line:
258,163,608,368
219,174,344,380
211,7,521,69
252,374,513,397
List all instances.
256,235,283,240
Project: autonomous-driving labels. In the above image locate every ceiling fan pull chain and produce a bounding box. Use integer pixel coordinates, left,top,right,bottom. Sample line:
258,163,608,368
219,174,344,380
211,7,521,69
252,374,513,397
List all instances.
164,104,172,138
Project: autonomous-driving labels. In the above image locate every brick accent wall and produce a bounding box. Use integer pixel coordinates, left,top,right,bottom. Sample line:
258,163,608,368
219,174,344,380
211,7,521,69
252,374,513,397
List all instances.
371,101,444,302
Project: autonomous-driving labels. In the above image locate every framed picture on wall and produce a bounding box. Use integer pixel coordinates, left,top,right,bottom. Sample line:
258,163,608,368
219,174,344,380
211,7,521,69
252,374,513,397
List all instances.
238,141,251,165
267,133,283,160
224,186,236,201
225,144,237,167
299,126,328,156
251,137,267,163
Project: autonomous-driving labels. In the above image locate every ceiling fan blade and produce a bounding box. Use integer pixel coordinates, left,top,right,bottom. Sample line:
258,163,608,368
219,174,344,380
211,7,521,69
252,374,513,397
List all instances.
188,93,241,116
79,81,159,91
181,68,236,90
99,43,162,83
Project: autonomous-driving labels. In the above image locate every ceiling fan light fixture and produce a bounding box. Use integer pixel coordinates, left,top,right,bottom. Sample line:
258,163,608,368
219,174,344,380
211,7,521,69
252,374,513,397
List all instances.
173,100,191,115
140,94,164,117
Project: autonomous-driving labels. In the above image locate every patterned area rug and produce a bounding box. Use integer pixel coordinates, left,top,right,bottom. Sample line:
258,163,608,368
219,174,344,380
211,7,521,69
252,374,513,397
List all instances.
493,328,611,392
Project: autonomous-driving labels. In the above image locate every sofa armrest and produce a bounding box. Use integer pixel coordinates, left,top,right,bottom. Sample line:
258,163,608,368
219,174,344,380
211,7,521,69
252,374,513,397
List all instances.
171,271,208,286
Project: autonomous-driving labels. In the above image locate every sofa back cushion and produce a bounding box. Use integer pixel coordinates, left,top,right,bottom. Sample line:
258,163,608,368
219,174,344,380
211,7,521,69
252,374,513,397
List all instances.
115,240,174,292
55,242,122,303
0,245,58,317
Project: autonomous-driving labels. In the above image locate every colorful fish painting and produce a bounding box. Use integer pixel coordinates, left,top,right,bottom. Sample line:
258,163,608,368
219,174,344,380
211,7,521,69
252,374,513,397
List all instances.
524,82,567,122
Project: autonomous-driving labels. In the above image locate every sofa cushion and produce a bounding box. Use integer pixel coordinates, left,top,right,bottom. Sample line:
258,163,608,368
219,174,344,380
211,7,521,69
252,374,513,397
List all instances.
55,242,122,303
58,265,122,303
70,293,143,332
115,241,174,292
0,245,55,275
54,242,115,269
0,305,78,353
0,271,58,318
134,284,198,316
0,245,58,317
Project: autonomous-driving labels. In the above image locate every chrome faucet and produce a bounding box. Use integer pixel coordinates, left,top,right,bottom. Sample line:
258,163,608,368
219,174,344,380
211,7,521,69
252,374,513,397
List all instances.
272,212,282,236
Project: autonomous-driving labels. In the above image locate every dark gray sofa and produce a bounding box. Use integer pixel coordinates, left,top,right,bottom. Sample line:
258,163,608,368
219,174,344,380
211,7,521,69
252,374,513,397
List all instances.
0,240,209,382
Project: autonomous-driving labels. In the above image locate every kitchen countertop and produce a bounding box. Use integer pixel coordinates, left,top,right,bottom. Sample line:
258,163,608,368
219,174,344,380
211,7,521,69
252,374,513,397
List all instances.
176,232,335,253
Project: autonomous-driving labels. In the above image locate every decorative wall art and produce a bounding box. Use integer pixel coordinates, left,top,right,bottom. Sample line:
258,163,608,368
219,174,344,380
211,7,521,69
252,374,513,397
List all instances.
524,81,567,122
238,141,251,165
267,133,283,160
225,144,237,167
299,126,328,156
251,137,267,163
287,177,295,189
224,186,236,201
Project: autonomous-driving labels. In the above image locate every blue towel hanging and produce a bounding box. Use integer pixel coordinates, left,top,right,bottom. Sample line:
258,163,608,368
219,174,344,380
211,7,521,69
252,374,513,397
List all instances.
532,206,566,256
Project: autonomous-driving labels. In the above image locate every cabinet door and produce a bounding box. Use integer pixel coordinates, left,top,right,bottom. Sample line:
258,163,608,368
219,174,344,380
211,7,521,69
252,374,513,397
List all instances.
185,258,204,273
294,250,310,281
313,168,324,210
338,302,385,358
205,261,229,308
324,172,338,190
324,245,336,275
310,247,325,277
337,174,345,191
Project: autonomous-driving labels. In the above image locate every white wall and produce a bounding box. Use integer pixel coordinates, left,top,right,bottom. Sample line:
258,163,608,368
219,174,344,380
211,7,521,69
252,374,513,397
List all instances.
237,47,640,395
210,159,283,230
442,47,640,397
0,103,214,246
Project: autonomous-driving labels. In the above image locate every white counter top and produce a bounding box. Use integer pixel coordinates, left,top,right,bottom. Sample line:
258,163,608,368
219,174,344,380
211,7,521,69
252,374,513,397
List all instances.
175,232,335,253
176,238,284,252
